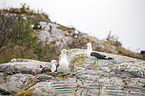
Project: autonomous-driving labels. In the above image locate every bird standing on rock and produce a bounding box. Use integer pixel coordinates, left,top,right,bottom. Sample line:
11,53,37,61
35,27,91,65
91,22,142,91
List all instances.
51,60,58,72
57,49,69,73
86,43,113,67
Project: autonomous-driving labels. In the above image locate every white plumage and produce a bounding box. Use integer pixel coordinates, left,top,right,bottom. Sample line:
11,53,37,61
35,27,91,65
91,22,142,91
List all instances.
57,49,69,73
87,43,93,58
51,60,57,72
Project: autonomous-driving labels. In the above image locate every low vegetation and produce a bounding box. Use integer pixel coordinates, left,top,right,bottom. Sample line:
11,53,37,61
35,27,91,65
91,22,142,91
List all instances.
106,31,122,47
1,3,49,20
0,4,58,63
0,12,38,63
105,31,139,58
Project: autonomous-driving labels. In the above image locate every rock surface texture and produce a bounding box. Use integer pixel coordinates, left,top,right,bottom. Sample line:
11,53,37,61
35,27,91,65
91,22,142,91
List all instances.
0,49,145,96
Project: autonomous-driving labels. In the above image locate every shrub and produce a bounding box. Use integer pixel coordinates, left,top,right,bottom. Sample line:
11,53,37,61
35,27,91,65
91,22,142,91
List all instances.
106,31,122,47
0,13,38,63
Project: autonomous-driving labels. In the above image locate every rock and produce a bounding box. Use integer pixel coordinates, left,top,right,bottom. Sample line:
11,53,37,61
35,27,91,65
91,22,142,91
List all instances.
38,22,74,52
0,73,35,95
0,59,51,75
16,82,55,96
35,74,53,82
0,88,12,95
0,50,145,95
41,67,51,73
39,21,48,26
38,31,50,41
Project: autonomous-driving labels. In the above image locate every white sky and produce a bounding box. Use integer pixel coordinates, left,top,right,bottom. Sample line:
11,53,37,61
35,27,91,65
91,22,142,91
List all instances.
0,0,145,52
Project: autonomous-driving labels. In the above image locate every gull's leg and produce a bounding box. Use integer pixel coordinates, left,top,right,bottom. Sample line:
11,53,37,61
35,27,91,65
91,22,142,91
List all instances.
59,72,66,80
94,59,98,67
94,60,96,66
59,72,63,80
60,77,63,80
63,73,66,79
97,59,98,67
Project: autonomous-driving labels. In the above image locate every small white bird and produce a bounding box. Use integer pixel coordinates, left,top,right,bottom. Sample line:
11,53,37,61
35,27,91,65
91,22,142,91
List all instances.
51,60,57,72
57,49,69,73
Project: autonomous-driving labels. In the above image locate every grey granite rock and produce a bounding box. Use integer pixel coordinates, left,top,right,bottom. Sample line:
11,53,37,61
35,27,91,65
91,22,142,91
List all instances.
0,73,35,95
0,49,145,96
0,59,51,75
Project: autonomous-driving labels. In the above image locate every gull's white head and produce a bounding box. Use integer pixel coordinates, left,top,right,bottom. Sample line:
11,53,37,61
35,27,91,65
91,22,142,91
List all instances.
61,49,68,55
51,60,57,72
51,60,57,64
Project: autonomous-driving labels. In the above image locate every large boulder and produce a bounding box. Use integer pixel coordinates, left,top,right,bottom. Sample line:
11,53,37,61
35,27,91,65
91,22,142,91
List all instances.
0,73,35,95
0,49,145,95
0,59,51,75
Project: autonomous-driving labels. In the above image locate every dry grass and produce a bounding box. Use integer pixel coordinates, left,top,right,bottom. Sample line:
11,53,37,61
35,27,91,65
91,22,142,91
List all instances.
56,25,75,33
0,43,37,63
1,7,49,20
104,41,137,58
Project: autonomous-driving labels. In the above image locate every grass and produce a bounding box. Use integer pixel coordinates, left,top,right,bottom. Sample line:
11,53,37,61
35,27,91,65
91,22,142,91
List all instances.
1,3,50,20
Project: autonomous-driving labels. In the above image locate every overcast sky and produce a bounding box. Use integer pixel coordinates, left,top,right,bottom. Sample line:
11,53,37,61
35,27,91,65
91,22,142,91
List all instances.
0,0,145,52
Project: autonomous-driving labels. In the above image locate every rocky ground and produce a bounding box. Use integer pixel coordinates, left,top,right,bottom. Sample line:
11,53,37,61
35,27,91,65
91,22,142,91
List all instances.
0,49,145,96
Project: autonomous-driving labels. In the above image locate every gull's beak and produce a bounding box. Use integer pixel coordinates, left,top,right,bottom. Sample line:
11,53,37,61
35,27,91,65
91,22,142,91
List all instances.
85,44,87,45
66,51,69,53
56,60,59,62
